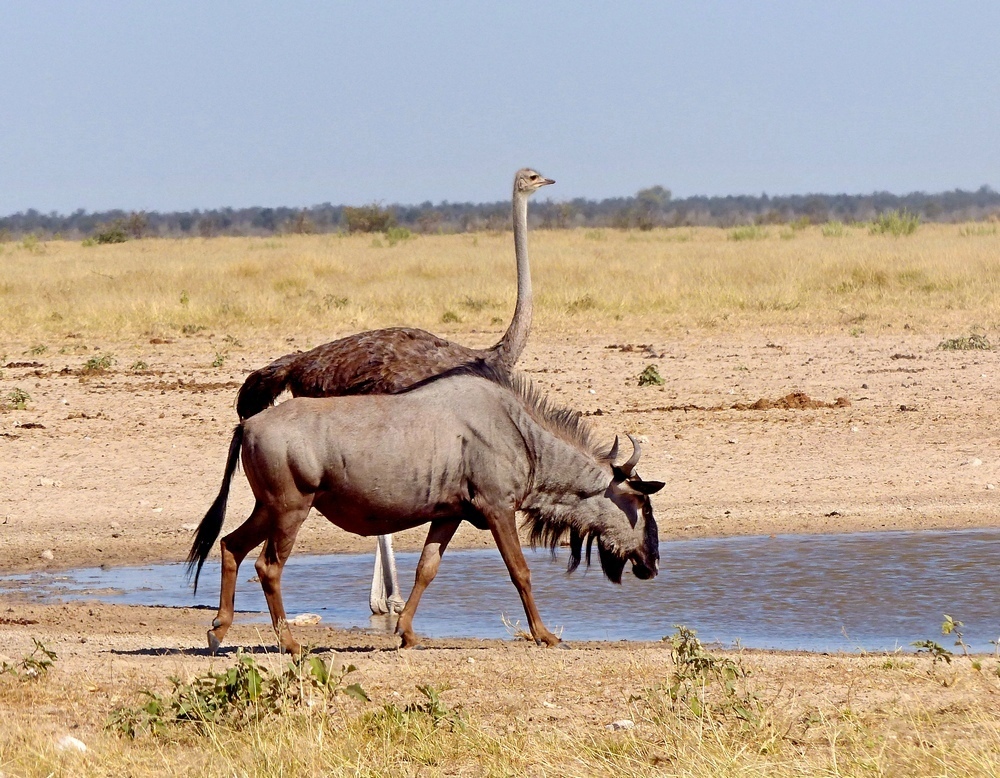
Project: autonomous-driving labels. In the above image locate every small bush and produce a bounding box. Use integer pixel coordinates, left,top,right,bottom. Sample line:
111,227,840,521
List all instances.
441,310,461,323
822,221,846,237
1,639,56,679
4,388,31,410
938,333,992,351
93,220,129,244
19,234,43,253
385,226,413,246
107,651,368,739
869,209,920,236
567,295,597,314
82,353,116,374
654,625,762,725
638,364,665,386
728,225,767,241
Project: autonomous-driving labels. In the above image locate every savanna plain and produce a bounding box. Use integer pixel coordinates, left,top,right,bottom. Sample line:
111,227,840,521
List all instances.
2,224,1000,776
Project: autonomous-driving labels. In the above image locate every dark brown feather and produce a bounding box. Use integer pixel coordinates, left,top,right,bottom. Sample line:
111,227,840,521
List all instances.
236,326,499,420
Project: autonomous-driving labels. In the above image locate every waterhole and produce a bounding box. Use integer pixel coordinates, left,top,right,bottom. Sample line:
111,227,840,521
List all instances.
3,528,998,653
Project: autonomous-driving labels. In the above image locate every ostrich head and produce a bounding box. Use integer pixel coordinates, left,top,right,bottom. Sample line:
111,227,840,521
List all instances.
514,168,555,195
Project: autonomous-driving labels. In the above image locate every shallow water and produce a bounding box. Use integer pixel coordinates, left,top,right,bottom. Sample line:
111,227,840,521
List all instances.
4,528,999,653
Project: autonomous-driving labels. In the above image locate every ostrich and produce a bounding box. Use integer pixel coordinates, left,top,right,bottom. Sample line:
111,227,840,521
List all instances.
232,168,554,614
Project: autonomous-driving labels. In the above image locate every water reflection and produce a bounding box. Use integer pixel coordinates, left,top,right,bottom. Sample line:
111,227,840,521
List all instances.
3,529,999,653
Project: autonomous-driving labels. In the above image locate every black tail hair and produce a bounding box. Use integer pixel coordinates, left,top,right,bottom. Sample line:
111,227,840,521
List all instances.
236,357,295,420
186,425,244,593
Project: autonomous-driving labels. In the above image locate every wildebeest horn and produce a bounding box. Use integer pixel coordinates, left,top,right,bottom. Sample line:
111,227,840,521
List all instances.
607,435,620,462
620,433,641,476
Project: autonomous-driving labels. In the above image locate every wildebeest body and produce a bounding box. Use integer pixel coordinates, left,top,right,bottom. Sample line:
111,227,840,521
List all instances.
189,368,664,654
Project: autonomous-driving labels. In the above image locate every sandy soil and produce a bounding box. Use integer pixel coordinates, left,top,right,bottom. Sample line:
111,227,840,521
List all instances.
1,327,999,748
3,328,998,573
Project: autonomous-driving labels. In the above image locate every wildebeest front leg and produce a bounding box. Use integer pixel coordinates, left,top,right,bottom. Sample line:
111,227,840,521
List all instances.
395,518,462,648
487,507,560,647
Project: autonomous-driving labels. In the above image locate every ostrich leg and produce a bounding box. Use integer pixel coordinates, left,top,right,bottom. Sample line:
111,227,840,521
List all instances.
369,533,405,614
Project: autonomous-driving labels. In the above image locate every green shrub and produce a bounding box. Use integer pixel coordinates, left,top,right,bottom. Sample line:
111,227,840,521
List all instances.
638,364,665,386
82,353,116,373
4,388,31,410
822,221,846,237
0,639,56,679
385,226,413,246
938,333,991,351
107,651,368,739
728,225,767,241
93,220,129,244
869,209,920,236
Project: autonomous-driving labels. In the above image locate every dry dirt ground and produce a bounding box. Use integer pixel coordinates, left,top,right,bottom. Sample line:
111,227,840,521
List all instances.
1,327,999,759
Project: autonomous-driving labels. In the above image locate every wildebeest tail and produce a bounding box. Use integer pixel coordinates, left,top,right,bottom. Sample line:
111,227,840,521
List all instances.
236,355,296,419
186,425,244,593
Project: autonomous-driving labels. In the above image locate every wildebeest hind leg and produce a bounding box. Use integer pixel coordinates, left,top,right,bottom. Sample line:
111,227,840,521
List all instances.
396,518,461,649
255,508,309,655
209,501,271,653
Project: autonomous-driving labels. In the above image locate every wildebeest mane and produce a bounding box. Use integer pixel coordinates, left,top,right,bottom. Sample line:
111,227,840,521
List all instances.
397,358,612,464
522,512,627,584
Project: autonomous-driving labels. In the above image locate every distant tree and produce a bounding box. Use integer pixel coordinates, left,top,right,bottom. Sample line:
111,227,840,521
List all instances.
343,203,396,233
93,220,129,244
636,185,672,209
285,211,316,234
126,211,148,239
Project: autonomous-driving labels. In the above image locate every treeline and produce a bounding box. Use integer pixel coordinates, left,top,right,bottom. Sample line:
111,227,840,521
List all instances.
2,185,998,240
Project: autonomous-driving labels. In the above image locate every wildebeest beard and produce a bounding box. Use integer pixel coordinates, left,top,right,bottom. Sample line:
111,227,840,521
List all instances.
524,515,628,585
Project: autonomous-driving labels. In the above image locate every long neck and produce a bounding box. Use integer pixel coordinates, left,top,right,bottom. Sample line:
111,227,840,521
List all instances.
494,189,532,371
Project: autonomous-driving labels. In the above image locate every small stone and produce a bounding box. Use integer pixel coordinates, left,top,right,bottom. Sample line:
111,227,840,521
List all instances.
970,458,983,467
606,719,635,731
180,523,198,531
40,549,54,561
987,484,995,490
467,657,475,664
56,735,87,753
588,389,596,394
289,613,321,626
37,477,62,487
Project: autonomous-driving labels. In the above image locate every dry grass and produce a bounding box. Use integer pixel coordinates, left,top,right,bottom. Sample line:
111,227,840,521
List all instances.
2,224,1000,344
2,646,1000,776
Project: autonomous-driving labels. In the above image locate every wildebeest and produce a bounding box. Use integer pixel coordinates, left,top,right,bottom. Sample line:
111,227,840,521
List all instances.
188,364,664,654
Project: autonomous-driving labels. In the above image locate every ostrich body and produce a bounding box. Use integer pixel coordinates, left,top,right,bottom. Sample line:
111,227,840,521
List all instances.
233,168,554,614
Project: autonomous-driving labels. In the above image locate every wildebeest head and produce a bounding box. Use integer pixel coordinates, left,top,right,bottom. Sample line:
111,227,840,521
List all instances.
538,434,664,584
598,434,664,582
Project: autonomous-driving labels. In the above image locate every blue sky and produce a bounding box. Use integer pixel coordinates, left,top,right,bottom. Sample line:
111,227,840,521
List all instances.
2,2,998,213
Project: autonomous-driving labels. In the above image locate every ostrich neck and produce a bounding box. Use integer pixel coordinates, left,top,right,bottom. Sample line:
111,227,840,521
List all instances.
494,190,532,371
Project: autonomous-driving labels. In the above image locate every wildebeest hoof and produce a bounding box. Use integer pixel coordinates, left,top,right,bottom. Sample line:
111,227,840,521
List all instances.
207,630,221,654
